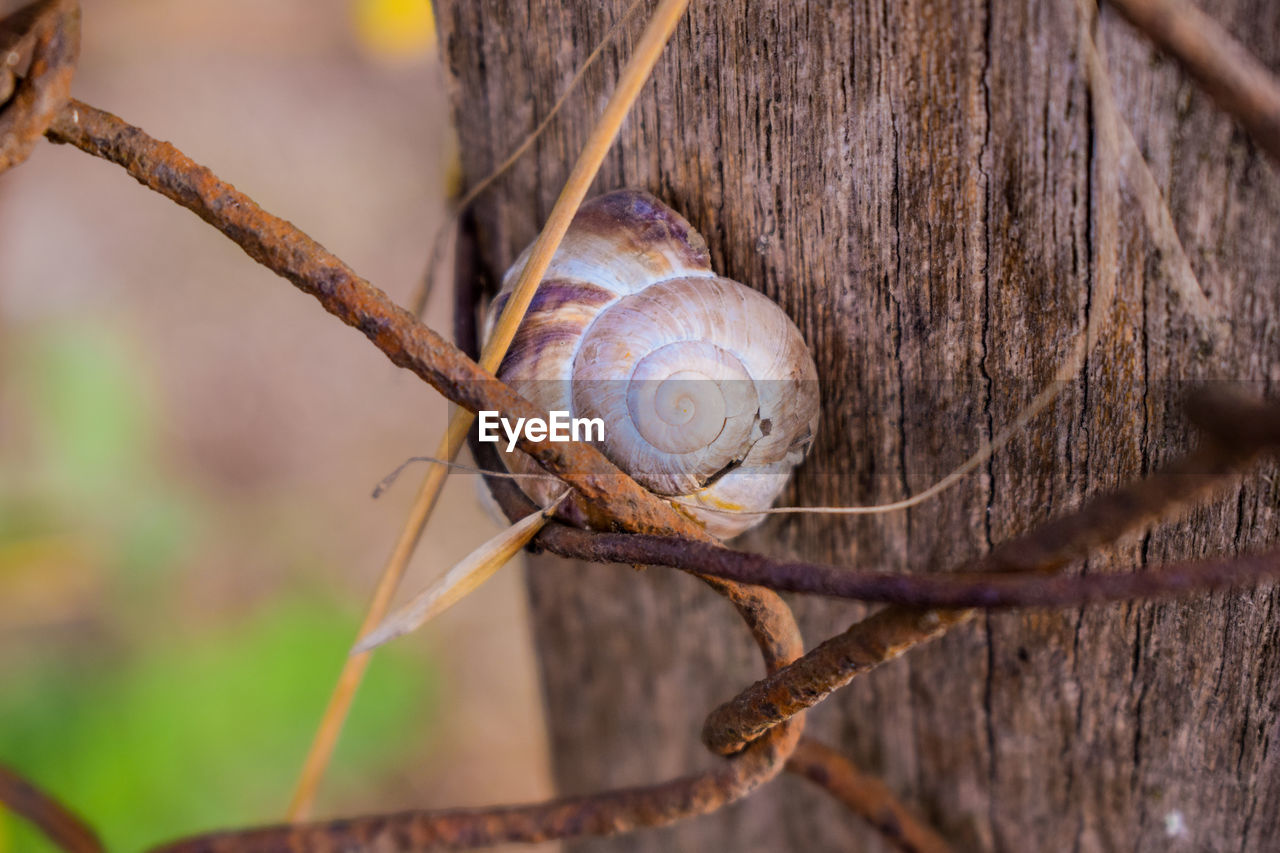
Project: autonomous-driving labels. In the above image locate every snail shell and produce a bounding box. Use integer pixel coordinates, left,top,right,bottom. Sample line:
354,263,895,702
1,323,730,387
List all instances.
484,189,819,540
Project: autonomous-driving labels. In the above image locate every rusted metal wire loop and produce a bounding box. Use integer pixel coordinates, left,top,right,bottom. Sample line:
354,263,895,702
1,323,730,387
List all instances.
0,0,77,173
454,226,949,853
700,389,1280,755
0,763,104,853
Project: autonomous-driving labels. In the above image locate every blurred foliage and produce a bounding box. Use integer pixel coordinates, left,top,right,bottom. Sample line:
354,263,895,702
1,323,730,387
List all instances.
0,321,439,850
352,0,436,61
1,320,188,598
0,598,435,852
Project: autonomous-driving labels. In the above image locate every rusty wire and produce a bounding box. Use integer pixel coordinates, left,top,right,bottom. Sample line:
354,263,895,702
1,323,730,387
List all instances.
490,480,1280,611
42,100,700,544
150,722,800,853
0,0,76,173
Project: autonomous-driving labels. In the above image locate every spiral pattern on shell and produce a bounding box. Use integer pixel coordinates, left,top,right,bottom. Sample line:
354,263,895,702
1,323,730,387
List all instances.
484,189,820,539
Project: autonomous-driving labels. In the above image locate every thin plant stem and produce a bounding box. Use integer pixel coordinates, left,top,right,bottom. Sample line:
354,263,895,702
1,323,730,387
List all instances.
411,0,648,317
352,495,567,654
285,0,693,819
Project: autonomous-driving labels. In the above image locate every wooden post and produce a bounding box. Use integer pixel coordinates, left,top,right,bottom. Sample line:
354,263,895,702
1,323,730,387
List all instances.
437,1,1280,848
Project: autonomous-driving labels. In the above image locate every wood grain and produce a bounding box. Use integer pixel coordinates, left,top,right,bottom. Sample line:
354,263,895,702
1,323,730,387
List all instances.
437,0,1280,849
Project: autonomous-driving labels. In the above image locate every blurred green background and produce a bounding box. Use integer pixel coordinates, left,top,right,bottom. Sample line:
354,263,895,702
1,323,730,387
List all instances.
0,321,433,850
0,1,554,850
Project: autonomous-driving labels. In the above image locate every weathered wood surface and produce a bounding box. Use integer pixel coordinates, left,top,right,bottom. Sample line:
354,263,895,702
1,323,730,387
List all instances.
436,0,1280,849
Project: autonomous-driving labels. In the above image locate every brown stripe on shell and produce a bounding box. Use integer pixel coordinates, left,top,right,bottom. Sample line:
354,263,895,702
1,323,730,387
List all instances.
572,189,712,273
499,319,590,380
493,278,615,319
526,277,616,313
489,278,614,375
495,278,616,379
